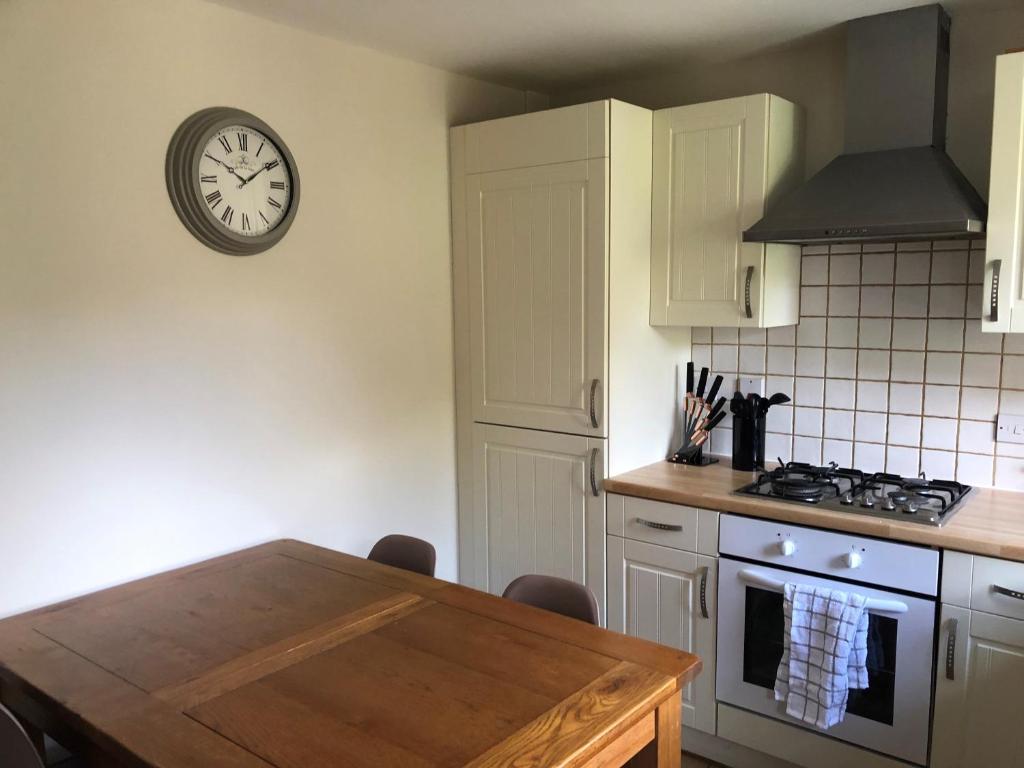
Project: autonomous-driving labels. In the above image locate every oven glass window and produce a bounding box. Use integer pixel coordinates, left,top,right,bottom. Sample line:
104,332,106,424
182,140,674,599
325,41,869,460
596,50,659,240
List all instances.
742,586,898,726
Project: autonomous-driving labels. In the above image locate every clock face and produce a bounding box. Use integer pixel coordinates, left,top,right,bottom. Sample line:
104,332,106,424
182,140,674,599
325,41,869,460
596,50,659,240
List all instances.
198,125,292,237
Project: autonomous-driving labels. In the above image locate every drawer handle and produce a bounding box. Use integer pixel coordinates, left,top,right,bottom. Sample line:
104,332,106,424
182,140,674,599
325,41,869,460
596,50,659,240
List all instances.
589,378,600,429
635,518,683,532
993,584,1024,601
699,567,709,620
945,617,958,680
589,448,600,497
744,265,754,319
990,259,1002,322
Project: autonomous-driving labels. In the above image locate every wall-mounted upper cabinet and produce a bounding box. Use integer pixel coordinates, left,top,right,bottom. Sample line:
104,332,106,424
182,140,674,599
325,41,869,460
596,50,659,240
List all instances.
650,94,804,328
983,51,1024,334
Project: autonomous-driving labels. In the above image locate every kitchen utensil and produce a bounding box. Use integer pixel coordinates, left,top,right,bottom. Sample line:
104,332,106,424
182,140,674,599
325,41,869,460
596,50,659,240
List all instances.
695,367,709,399
686,362,694,396
705,374,723,405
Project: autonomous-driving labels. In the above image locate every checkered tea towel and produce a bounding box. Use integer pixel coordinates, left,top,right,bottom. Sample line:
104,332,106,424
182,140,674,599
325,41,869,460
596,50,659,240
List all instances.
773,583,869,729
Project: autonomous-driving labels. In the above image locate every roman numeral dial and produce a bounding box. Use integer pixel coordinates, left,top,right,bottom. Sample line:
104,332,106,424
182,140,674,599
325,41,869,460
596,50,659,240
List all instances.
197,124,292,238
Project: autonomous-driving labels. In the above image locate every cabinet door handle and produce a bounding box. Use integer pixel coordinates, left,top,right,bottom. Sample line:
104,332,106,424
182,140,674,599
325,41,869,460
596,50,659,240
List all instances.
993,584,1024,601
635,518,683,532
699,567,710,619
589,378,600,429
589,448,600,497
990,259,1002,322
744,266,754,319
945,617,958,680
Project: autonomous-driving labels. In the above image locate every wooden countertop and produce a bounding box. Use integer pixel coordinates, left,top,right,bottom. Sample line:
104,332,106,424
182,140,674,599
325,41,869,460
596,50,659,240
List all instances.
604,461,1024,561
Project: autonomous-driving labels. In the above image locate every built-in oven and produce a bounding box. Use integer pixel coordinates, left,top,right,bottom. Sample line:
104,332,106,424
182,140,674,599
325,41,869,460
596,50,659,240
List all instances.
716,514,939,766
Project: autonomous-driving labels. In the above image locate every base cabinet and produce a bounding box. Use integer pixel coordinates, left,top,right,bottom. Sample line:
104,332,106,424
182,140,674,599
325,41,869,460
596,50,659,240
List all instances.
932,604,1024,767
607,535,717,734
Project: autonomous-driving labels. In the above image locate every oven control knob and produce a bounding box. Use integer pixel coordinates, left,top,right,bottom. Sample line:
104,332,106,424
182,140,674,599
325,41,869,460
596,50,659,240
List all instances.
779,540,797,557
845,551,863,569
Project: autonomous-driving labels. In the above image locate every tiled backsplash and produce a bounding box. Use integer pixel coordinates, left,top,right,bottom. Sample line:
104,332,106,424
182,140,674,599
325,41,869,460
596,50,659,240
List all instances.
692,238,1024,491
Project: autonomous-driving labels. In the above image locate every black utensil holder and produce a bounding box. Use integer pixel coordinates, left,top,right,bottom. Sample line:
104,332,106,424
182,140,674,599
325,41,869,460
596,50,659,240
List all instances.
732,413,766,471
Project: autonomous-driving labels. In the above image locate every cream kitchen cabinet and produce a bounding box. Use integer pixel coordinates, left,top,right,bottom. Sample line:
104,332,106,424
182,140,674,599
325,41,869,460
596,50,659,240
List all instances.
932,551,1024,766
606,494,718,734
650,94,803,328
451,101,690,598
983,51,1024,334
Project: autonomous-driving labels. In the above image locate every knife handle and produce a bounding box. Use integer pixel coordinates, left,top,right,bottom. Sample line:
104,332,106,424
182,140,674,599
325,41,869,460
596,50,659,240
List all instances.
696,367,709,399
705,411,727,431
686,362,694,395
707,396,726,423
705,375,723,405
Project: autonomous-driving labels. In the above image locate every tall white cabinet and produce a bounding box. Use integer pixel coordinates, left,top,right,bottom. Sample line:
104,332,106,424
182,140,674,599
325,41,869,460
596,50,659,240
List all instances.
650,94,803,328
451,101,690,617
983,50,1024,333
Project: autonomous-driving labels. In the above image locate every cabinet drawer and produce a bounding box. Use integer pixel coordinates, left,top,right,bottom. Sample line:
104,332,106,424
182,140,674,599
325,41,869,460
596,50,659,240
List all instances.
607,494,707,552
971,555,1024,621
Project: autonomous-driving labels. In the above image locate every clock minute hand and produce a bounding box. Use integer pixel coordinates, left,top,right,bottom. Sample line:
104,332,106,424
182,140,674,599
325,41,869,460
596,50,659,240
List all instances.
204,153,247,183
238,162,275,188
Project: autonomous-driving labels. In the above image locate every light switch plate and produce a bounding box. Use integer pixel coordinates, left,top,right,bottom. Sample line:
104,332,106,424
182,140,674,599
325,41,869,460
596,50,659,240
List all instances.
996,413,1024,444
739,376,765,397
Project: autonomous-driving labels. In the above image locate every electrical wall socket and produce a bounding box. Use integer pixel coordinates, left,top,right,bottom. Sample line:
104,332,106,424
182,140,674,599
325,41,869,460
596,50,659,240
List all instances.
738,376,765,397
997,413,1024,444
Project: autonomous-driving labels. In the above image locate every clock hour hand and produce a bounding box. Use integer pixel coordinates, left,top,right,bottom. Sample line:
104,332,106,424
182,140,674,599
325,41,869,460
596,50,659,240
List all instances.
203,153,247,183
237,162,276,188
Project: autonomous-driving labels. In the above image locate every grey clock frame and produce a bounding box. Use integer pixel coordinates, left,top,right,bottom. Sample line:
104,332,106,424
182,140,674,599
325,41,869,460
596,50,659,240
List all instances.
166,107,300,256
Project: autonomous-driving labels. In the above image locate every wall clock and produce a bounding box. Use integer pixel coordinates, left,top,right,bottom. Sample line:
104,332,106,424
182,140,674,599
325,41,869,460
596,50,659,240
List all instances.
166,107,300,255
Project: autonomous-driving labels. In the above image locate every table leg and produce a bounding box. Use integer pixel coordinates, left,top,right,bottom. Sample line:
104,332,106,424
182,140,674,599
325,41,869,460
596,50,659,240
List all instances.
628,693,681,767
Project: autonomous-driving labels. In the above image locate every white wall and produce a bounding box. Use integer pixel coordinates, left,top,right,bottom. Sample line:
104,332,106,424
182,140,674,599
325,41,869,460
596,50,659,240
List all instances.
0,0,528,616
553,6,1024,194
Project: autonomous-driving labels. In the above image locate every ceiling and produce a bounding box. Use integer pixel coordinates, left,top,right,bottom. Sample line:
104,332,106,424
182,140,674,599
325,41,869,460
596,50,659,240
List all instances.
208,0,1014,91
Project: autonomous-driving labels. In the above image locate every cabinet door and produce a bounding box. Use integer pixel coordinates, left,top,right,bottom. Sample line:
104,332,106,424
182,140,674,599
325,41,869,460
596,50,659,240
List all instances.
470,423,606,621
983,51,1024,334
933,605,1024,767
607,536,716,734
651,95,769,328
466,160,607,436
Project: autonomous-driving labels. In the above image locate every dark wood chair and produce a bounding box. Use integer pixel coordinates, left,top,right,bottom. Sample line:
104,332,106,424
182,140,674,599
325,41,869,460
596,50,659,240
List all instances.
367,534,436,577
502,574,600,625
0,704,44,768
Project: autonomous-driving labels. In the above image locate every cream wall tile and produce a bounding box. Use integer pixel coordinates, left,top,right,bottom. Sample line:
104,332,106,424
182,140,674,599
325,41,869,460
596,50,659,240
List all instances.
1001,389,1024,412
887,415,922,446
927,319,965,352
892,319,927,350
795,347,826,378
710,427,732,456
858,349,891,381
827,317,858,347
824,409,854,440
738,345,766,374
930,251,968,284
1001,355,1024,388
826,348,857,378
830,254,861,285
767,346,796,375
891,351,925,382
863,243,896,253
921,449,956,478
797,317,826,347
825,378,855,409
968,251,985,284
962,353,1002,387
963,321,1002,353
886,446,921,476
922,417,958,449
794,407,823,437
861,253,895,284
829,287,859,316
795,376,825,407
956,453,994,487
767,325,797,345
692,327,712,343
823,439,853,466
692,344,712,370
958,420,995,454
894,286,929,317
896,252,930,283
739,328,767,345
860,286,894,317
859,318,892,349
713,327,739,343
924,384,960,417
766,375,795,399
960,387,999,421
801,287,827,316
792,436,822,464
966,290,982,319
855,411,888,442
765,432,792,462
767,404,793,433
898,241,931,252
830,243,861,254
925,352,962,385
801,254,828,285
857,380,889,412
1005,336,1024,354
889,383,923,414
712,344,738,372
854,442,886,472
995,457,1024,491
929,285,967,318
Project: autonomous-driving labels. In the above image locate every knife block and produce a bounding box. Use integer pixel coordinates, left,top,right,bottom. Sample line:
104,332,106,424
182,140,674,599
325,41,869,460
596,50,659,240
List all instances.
732,413,766,471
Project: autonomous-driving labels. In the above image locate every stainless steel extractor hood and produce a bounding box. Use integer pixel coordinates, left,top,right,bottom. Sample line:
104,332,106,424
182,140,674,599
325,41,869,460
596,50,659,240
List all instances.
744,4,987,245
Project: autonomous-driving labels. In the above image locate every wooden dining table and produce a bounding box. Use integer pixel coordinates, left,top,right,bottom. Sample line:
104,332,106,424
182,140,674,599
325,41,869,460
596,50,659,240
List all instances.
0,540,701,767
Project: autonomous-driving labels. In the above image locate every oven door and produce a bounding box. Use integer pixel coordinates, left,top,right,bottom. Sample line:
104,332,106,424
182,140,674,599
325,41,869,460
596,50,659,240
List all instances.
716,557,935,766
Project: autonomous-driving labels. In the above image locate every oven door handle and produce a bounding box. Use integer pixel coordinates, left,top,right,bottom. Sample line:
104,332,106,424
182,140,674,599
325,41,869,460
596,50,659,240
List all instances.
737,568,909,614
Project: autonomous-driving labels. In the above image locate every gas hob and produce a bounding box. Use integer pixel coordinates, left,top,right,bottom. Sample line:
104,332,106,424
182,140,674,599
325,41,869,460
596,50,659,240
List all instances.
735,461,972,526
